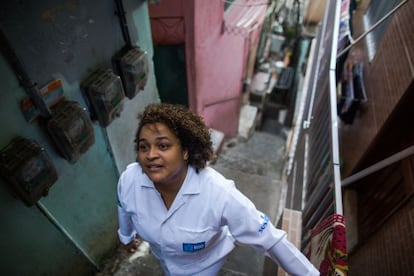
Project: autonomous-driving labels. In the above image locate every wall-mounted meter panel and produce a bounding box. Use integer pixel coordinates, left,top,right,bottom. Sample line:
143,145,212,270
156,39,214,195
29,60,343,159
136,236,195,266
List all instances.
81,68,125,127
113,47,149,99
0,137,58,206
47,100,95,163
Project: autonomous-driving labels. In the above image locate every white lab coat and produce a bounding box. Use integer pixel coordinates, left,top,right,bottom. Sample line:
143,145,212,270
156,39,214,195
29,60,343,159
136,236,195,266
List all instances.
117,163,319,276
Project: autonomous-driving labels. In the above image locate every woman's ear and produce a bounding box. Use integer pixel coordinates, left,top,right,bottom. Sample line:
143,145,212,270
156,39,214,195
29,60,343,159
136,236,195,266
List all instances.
184,150,189,161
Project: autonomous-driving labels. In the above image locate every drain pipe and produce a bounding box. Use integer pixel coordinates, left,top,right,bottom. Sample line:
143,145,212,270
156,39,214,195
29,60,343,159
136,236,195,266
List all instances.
114,0,132,47
0,28,51,118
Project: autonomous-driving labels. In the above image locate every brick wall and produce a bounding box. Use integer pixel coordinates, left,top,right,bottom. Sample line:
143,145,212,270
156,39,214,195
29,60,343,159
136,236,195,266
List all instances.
348,197,414,275
366,0,414,129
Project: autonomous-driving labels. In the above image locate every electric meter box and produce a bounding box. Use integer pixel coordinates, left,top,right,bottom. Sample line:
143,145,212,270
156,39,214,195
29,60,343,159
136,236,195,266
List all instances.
0,137,58,206
81,68,125,127
47,100,95,163
113,46,149,99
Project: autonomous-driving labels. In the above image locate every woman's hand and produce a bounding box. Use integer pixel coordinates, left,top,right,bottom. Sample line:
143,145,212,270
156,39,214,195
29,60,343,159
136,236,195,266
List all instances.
123,237,140,253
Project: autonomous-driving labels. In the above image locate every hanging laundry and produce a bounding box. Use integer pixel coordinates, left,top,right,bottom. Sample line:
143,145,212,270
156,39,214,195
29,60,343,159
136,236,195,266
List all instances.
337,62,367,124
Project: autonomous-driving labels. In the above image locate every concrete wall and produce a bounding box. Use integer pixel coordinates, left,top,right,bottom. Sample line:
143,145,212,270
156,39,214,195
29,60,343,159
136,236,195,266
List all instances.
0,1,158,275
191,0,245,136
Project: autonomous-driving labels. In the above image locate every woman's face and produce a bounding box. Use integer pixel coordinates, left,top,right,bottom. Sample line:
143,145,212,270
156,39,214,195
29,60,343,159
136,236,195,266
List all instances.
137,123,188,187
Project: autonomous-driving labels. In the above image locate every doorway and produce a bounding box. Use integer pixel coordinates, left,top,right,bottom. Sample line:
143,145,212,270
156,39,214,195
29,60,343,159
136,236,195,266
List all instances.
153,44,188,106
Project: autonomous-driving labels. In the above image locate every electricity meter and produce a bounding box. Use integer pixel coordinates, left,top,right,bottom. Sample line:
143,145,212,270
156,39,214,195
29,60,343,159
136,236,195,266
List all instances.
81,68,125,127
47,100,95,163
0,137,58,206
113,46,149,99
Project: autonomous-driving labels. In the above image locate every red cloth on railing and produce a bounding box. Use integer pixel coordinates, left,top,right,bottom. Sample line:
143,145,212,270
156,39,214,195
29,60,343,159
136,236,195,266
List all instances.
308,214,348,276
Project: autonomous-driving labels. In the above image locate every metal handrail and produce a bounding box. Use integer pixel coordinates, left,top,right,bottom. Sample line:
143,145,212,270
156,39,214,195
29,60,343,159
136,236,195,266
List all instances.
341,145,414,188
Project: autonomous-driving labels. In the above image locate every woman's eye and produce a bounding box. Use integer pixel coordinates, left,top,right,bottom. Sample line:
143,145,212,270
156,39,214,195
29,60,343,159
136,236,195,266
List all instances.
138,144,149,152
158,144,169,150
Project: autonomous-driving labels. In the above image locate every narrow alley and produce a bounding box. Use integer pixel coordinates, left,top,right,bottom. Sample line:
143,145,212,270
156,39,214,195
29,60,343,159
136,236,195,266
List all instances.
3,0,414,275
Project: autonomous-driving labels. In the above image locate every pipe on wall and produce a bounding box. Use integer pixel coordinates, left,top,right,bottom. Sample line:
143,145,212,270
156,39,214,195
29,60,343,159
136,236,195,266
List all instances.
337,0,409,58
114,0,132,47
0,28,51,118
341,145,414,188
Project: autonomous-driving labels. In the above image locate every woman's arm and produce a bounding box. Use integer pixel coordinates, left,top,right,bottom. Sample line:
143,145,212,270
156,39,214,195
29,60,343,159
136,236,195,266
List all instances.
267,235,319,276
117,205,137,246
117,175,138,251
222,185,319,275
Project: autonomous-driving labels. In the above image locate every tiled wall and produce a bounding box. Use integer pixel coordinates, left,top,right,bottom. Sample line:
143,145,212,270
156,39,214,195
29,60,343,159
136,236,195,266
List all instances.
340,1,414,274
278,208,302,276
349,198,414,275
339,0,414,177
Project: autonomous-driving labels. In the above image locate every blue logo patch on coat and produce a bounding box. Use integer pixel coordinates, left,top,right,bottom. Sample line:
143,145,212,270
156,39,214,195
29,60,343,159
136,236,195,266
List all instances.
258,214,270,233
182,242,205,252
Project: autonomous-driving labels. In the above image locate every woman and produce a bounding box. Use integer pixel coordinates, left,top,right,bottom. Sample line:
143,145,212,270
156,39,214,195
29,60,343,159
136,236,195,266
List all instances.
117,103,319,276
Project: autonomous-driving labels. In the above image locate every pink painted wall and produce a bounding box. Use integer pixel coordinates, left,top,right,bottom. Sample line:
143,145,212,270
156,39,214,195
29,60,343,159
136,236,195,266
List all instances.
192,1,246,136
149,0,267,137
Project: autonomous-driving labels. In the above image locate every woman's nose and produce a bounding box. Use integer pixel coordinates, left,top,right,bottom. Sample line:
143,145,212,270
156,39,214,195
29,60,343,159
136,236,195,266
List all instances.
146,146,158,159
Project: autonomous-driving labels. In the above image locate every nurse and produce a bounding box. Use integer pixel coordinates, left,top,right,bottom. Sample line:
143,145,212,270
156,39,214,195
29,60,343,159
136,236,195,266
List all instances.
117,103,319,276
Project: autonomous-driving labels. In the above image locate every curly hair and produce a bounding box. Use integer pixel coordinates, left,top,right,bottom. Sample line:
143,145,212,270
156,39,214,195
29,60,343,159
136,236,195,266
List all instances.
135,103,213,170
